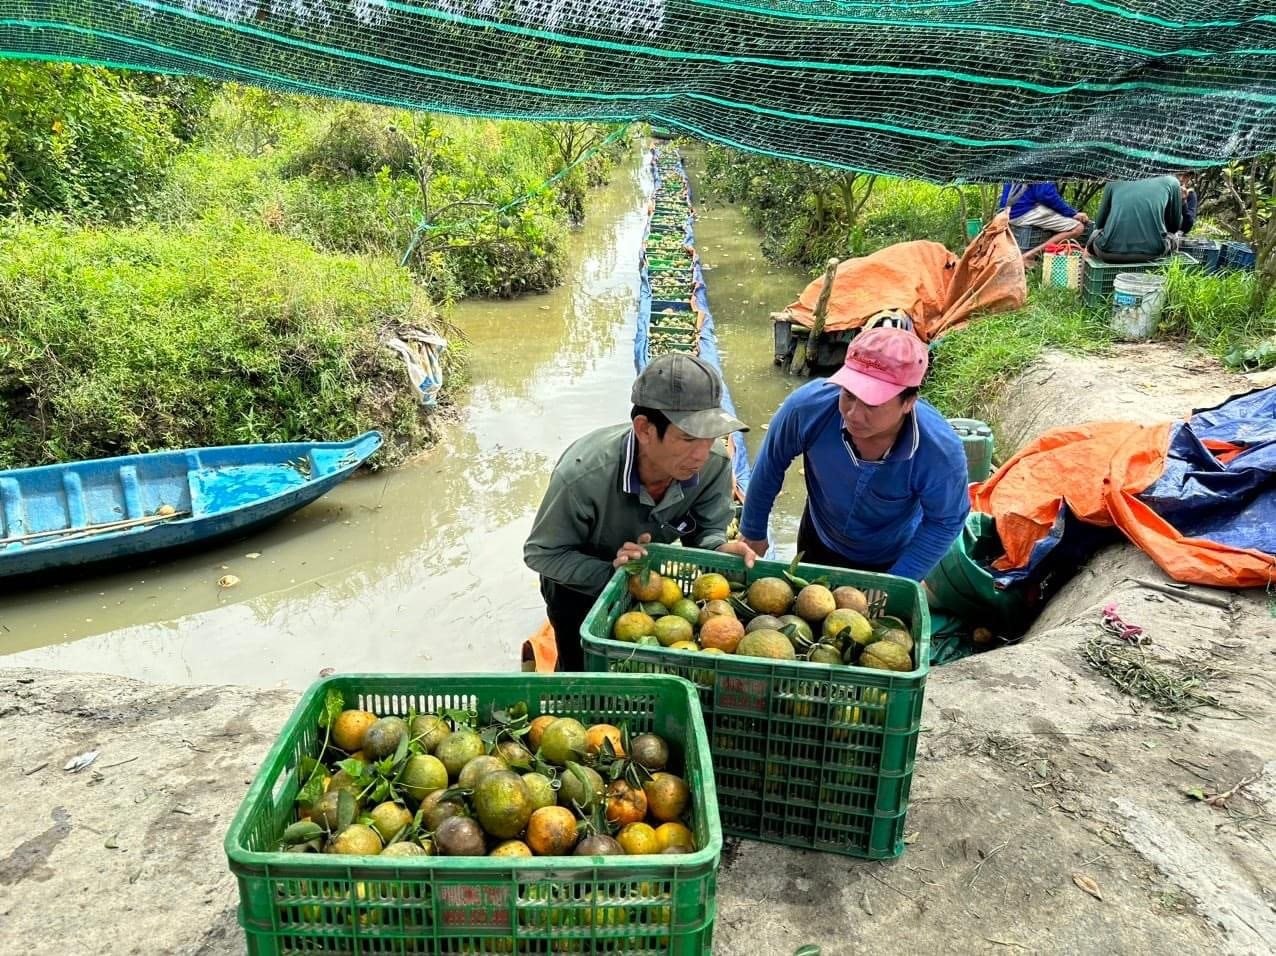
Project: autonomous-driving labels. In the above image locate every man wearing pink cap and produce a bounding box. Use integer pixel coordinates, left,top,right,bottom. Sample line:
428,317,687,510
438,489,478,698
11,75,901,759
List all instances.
739,326,969,580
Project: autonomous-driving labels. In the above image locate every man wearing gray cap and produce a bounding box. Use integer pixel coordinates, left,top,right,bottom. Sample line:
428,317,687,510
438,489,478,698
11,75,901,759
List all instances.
525,353,757,670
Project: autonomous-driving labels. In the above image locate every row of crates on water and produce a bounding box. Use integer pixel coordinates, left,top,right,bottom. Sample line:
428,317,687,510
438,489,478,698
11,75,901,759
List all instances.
643,150,703,362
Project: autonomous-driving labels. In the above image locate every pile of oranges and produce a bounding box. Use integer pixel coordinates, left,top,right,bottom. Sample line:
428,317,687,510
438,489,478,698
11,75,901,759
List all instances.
281,692,699,860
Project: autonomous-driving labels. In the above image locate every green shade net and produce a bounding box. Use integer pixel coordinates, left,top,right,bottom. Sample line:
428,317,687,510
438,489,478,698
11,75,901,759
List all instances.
4,1,1276,181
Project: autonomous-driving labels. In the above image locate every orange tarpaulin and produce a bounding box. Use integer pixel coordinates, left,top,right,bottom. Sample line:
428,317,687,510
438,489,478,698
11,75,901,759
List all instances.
521,621,559,672
1104,427,1276,589
971,420,1276,589
781,211,1026,342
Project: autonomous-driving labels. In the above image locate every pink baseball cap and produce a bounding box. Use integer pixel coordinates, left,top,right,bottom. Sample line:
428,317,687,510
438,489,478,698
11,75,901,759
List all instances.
829,326,928,405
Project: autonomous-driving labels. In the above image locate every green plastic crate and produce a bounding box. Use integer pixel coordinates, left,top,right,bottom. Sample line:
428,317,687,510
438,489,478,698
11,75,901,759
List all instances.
650,324,698,337
582,545,930,860
226,673,722,955
1081,254,1170,305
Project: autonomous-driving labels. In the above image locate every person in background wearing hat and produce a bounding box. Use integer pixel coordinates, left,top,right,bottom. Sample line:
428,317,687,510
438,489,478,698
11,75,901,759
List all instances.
525,353,758,671
738,326,968,580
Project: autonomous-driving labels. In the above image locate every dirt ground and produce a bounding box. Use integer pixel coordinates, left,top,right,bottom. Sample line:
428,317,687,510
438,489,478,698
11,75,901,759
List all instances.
2,348,1274,955
989,342,1274,454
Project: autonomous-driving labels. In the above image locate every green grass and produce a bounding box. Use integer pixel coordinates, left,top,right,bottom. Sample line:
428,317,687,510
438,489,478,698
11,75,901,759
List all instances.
1161,261,1276,365
923,264,1276,426
0,218,457,469
923,288,1113,420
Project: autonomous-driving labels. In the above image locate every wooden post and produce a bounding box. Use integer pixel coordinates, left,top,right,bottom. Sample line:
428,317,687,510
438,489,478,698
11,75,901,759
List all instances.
803,258,841,375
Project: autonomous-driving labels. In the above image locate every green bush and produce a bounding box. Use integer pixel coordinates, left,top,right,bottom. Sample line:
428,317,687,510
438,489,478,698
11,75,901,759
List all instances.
701,146,964,268
149,149,284,224
1161,261,1276,360
156,96,573,299
281,104,415,180
120,71,218,142
861,179,965,253
442,194,568,296
0,219,454,468
0,62,178,220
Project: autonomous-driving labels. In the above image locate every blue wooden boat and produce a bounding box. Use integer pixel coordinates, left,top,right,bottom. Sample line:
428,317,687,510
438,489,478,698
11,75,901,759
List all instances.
0,431,382,578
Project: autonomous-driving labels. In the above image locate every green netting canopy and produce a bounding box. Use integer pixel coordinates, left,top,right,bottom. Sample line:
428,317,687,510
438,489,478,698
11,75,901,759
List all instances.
4,1,1276,181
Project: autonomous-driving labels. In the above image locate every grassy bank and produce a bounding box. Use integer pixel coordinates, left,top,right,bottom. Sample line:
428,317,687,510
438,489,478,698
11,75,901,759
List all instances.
1,64,627,467
0,219,453,469
923,291,1112,420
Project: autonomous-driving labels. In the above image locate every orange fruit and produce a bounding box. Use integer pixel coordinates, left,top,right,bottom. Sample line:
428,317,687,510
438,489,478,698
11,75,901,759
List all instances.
699,615,744,653
697,599,735,628
327,823,383,856
527,715,557,752
654,615,694,647
627,570,665,603
585,724,625,757
617,822,660,855
490,840,533,857
613,610,657,642
746,577,795,616
526,806,579,856
655,822,695,852
605,779,649,826
643,772,690,823
669,640,699,651
658,578,683,609
691,573,730,602
332,710,377,752
368,802,413,843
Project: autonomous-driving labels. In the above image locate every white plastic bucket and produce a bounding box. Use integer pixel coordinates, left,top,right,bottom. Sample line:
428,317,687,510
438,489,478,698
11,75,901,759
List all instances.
1111,273,1166,341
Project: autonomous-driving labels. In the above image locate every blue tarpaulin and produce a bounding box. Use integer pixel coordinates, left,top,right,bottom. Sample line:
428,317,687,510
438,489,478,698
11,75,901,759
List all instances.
1136,389,1276,555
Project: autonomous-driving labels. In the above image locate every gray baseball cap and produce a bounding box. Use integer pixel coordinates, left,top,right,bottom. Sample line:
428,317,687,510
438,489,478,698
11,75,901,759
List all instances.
631,353,748,438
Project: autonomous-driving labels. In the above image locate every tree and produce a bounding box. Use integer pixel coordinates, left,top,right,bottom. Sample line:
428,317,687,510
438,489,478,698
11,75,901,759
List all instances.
536,122,609,223
1203,156,1276,312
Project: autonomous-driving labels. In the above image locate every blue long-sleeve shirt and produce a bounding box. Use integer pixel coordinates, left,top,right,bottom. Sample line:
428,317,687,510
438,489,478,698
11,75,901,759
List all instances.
740,381,970,580
999,182,1079,221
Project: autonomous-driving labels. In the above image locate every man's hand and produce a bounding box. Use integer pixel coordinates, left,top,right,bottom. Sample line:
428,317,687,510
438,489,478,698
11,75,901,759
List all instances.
716,539,758,568
738,537,769,561
613,532,652,568
1075,212,1091,225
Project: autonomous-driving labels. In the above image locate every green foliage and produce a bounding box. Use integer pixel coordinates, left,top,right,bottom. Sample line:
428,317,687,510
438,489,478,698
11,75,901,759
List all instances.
0,62,178,220
120,71,218,142
205,83,301,156
156,95,575,299
703,145,963,268
0,219,453,468
1196,156,1276,312
860,180,965,253
922,289,1113,420
280,104,415,180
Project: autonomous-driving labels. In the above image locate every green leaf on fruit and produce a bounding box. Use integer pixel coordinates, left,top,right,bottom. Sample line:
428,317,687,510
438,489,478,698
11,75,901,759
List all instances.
337,789,356,831
281,821,324,846
320,689,344,729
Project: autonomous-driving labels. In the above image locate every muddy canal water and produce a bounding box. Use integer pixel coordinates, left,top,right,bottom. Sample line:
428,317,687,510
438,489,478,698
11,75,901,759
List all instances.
0,147,812,688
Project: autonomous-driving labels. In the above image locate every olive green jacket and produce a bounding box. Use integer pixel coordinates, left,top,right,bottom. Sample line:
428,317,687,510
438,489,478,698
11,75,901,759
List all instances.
524,424,733,598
